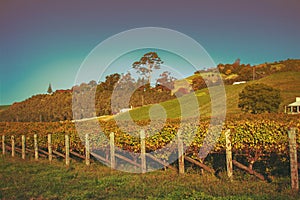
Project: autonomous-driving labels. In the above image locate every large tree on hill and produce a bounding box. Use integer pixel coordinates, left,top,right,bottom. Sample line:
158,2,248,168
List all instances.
132,52,163,106
132,52,163,86
238,83,281,114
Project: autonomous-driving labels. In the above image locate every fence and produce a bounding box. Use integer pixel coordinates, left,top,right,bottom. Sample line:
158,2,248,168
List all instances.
0,128,299,191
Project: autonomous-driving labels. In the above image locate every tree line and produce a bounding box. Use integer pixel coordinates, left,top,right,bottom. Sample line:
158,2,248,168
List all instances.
0,73,177,122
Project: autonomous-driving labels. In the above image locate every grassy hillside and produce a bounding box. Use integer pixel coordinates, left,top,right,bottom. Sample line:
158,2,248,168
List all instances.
115,72,300,121
256,71,300,108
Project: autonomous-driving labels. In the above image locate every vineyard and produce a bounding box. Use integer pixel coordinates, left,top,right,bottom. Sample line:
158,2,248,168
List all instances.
1,114,299,180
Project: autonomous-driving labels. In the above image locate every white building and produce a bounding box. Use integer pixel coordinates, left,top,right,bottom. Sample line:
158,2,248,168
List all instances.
285,97,300,114
119,106,133,113
233,81,246,85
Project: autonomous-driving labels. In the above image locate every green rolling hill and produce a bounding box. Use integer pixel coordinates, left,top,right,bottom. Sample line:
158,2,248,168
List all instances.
115,71,300,121
256,71,300,107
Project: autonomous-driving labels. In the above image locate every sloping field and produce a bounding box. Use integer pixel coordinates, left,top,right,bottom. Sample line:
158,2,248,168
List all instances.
115,72,300,120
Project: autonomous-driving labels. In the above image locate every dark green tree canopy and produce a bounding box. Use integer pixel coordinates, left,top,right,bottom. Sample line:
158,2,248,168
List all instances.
238,83,281,114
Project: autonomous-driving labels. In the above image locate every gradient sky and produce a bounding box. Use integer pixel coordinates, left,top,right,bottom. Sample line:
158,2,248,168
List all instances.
0,0,299,105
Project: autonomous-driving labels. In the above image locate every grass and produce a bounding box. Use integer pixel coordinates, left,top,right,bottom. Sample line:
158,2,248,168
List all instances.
256,71,300,107
114,72,300,121
0,156,299,199
115,91,212,121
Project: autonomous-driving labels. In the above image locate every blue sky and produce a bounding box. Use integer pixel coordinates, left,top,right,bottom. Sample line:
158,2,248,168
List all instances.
0,0,299,105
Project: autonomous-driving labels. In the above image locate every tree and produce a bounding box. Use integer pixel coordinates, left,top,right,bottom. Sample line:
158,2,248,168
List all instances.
238,83,281,114
132,52,163,106
132,52,163,86
47,83,53,94
101,73,120,91
232,58,240,71
191,76,206,91
156,71,177,90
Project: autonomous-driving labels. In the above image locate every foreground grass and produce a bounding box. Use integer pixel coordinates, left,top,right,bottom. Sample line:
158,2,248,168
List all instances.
0,156,299,200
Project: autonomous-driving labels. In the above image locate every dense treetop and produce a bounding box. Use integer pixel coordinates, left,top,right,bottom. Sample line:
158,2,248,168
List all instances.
238,83,281,114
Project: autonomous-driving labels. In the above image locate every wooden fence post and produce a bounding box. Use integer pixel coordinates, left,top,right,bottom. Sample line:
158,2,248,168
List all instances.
11,136,15,157
2,135,5,155
34,134,38,160
85,133,90,166
22,135,25,159
65,135,70,166
225,129,233,181
178,130,185,174
48,134,52,162
110,132,115,169
288,127,298,191
140,130,146,173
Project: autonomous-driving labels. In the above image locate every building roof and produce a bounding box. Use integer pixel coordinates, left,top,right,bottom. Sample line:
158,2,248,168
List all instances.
288,97,300,106
289,102,300,106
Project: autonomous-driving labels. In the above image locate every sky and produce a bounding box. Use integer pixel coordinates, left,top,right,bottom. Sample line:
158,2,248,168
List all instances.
0,0,299,105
